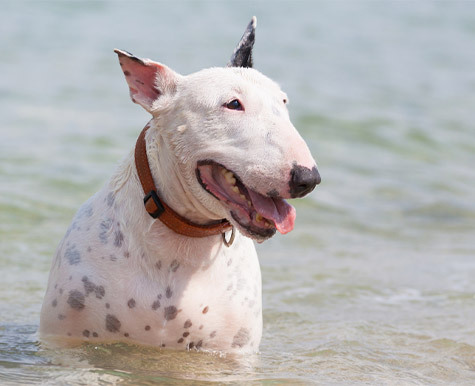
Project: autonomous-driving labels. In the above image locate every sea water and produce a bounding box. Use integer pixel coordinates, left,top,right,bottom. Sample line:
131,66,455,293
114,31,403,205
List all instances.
1,1,475,384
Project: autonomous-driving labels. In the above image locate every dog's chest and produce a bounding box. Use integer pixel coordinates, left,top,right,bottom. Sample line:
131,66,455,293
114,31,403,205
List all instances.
103,258,263,351
41,199,263,352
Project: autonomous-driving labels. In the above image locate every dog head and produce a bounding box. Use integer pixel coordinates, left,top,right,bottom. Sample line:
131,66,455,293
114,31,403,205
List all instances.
115,17,320,242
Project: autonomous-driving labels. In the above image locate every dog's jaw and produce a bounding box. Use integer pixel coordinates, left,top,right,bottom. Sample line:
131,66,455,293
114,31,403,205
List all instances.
195,160,296,242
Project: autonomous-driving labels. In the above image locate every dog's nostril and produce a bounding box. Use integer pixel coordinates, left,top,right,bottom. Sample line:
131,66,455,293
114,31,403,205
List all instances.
289,164,321,198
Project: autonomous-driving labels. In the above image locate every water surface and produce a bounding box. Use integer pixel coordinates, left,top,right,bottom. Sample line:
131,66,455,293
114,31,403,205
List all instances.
1,1,475,384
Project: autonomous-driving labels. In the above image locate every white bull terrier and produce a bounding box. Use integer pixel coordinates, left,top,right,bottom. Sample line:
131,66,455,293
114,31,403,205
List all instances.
40,17,320,353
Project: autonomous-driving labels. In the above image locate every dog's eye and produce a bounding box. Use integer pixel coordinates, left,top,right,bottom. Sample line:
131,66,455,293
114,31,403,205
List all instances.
283,98,288,104
225,99,243,111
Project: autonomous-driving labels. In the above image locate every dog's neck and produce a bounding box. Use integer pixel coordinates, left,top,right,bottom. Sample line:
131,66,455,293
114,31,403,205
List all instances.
143,122,224,225
108,121,229,268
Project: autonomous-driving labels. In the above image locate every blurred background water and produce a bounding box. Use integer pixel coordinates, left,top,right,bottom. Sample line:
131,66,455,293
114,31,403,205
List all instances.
1,0,475,384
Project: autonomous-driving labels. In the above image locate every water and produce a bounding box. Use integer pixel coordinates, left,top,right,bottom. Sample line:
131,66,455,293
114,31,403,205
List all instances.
1,1,475,384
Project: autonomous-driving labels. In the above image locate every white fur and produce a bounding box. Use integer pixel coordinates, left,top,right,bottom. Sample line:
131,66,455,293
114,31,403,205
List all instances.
39,60,316,353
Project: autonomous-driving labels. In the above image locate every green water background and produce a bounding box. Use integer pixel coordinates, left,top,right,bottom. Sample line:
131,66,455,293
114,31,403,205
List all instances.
1,1,475,384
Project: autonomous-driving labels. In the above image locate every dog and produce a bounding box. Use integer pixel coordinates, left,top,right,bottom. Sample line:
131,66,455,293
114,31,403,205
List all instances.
39,17,320,353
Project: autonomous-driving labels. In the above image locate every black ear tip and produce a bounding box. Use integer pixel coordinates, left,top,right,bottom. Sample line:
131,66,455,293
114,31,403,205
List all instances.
114,48,131,56
113,49,145,65
228,16,258,68
246,16,257,39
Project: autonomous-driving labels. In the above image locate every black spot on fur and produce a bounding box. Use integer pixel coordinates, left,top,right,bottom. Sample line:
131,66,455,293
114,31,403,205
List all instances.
210,331,217,338
170,260,180,272
202,306,209,314
267,189,279,198
65,245,81,265
127,298,136,308
145,325,151,331
99,219,113,244
196,340,203,349
166,287,173,299
164,306,178,320
105,314,121,333
156,260,162,270
52,299,57,307
67,290,85,310
114,230,124,248
188,342,195,349
82,276,105,299
183,332,189,337
231,328,250,348
95,286,105,298
58,314,66,320
82,276,94,295
177,338,184,343
124,332,129,337
82,329,90,337
93,332,98,337
152,300,160,310
184,319,192,328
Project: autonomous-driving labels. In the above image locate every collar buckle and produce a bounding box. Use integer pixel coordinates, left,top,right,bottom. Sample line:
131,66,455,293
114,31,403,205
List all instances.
144,190,165,219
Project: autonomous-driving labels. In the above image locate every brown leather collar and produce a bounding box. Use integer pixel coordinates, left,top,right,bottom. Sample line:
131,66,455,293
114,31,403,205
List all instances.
134,124,232,238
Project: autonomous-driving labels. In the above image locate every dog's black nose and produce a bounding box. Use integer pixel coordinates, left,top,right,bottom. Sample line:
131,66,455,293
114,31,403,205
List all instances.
289,164,321,198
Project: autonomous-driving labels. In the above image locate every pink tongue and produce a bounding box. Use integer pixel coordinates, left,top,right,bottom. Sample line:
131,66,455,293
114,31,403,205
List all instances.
248,190,296,234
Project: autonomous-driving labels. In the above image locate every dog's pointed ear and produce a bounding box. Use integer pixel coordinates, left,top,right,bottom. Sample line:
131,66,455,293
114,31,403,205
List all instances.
227,16,257,68
114,49,179,113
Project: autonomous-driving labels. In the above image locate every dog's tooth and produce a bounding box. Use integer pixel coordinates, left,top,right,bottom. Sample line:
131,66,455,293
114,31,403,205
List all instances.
224,171,236,185
239,194,246,200
247,200,252,206
221,169,227,176
232,186,239,193
256,213,263,222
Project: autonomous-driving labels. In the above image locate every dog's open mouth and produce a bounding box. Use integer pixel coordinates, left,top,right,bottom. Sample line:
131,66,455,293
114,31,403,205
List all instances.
196,161,296,240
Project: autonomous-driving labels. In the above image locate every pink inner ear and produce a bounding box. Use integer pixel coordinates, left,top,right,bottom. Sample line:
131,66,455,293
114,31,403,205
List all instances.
119,57,161,106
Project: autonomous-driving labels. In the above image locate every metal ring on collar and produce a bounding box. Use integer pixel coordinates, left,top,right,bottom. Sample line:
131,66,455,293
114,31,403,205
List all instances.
222,226,235,247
